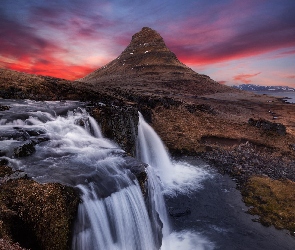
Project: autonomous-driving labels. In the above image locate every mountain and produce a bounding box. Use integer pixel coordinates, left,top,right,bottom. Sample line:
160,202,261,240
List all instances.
233,84,295,92
79,27,235,97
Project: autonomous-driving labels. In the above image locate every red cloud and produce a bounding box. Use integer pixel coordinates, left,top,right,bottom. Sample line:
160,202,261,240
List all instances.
233,72,261,84
2,53,96,80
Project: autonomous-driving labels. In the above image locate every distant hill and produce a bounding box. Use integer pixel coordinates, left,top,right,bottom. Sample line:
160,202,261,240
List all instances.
233,84,295,92
79,27,236,98
0,68,102,101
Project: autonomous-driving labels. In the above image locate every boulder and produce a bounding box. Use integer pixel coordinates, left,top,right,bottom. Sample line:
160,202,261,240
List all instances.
0,105,10,111
13,141,35,158
248,118,286,135
91,104,139,156
0,165,80,250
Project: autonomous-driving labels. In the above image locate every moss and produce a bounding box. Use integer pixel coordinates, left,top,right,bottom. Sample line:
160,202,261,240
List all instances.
0,165,80,250
242,176,295,234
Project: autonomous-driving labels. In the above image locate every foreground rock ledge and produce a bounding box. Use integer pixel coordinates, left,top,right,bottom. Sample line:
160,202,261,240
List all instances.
0,165,80,250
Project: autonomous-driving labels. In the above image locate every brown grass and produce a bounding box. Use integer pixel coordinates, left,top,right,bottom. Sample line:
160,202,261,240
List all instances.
242,176,295,233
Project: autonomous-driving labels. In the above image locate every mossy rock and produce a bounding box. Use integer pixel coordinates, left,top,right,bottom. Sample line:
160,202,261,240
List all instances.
0,166,80,250
242,176,295,234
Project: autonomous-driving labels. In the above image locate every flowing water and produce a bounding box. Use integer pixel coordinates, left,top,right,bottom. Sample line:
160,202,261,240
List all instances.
137,113,215,249
1,100,295,250
0,100,157,250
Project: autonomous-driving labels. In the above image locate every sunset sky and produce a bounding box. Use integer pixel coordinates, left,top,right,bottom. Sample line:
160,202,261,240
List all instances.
1,0,295,87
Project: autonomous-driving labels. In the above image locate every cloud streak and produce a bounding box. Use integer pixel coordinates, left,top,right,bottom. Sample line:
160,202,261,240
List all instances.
233,72,261,84
166,1,295,65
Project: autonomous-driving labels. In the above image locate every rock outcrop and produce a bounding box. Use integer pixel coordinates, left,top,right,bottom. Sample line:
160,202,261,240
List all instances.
248,118,286,136
0,165,79,250
90,104,139,156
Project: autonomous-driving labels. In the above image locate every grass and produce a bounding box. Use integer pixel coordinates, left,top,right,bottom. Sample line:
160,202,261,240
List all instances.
242,176,295,234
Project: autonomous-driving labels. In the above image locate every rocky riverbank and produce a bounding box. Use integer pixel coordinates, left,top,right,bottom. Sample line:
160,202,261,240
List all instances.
144,92,295,235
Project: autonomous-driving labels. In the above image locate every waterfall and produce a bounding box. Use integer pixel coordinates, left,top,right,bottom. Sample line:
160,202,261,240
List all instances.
136,113,172,248
72,183,155,250
1,100,215,250
136,113,172,183
136,113,216,250
0,100,158,250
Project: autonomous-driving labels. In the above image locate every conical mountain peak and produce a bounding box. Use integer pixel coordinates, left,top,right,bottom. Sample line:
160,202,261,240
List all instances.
123,27,168,54
80,27,189,80
79,27,233,96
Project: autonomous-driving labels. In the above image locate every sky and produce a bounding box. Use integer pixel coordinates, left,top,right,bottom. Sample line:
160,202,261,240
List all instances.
1,0,295,87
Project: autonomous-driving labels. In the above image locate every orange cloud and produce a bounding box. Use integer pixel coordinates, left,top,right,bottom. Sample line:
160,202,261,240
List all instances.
233,72,261,84
2,54,96,80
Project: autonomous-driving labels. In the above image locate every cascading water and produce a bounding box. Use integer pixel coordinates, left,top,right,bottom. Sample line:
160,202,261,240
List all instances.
0,100,158,250
136,113,215,250
1,100,215,250
136,113,173,182
136,113,172,245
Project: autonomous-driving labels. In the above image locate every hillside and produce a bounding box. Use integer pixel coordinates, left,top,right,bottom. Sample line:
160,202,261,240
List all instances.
0,68,108,101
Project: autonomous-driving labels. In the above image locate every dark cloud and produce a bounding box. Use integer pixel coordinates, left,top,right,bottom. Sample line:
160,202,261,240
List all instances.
0,13,62,59
165,2,295,65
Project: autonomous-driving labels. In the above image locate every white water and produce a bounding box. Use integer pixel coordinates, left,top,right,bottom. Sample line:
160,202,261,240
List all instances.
1,100,214,249
136,113,214,250
73,183,155,250
137,113,212,196
0,101,157,250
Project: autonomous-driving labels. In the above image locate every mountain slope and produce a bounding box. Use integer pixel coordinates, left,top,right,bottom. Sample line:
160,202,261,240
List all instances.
79,27,235,97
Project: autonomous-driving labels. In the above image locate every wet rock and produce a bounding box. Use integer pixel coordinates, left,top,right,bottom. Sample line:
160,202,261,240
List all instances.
248,118,286,136
0,130,30,141
202,142,295,186
169,207,191,217
74,114,90,128
23,128,46,137
0,165,80,250
0,105,10,111
91,104,139,156
123,155,148,196
13,141,35,158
